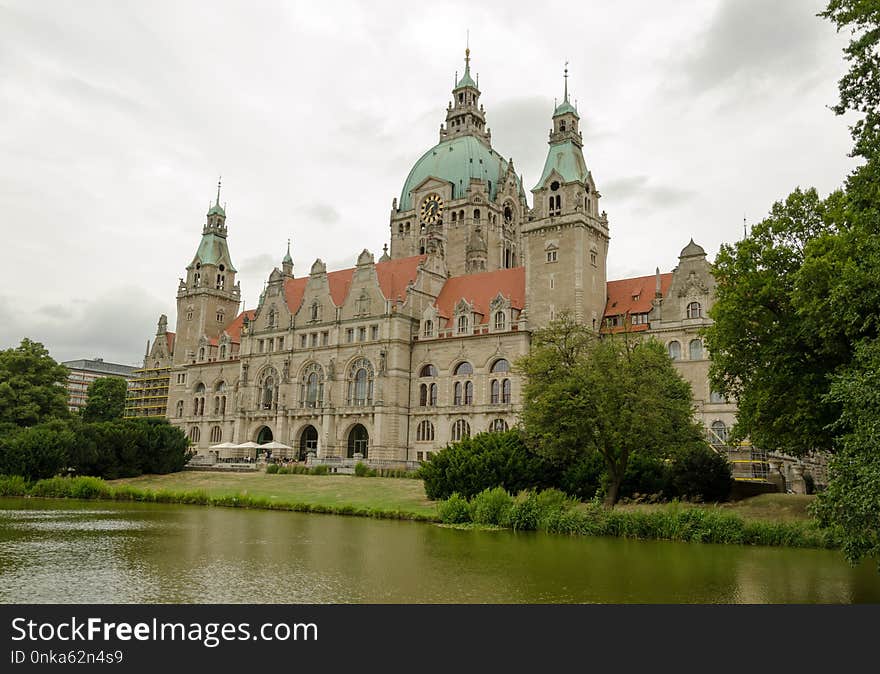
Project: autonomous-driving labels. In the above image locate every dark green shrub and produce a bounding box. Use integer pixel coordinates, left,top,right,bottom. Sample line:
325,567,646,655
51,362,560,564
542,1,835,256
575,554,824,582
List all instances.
309,465,329,475
265,463,279,474
558,452,605,500
470,487,513,525
438,493,471,524
666,444,732,502
610,452,668,500
420,430,558,500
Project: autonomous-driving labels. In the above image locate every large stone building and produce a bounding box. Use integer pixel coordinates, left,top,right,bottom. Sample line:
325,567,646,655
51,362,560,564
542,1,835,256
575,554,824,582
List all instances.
63,358,138,413
136,51,733,466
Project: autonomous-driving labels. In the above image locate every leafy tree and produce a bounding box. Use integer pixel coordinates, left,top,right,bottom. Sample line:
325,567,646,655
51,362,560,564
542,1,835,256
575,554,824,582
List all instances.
518,317,703,506
0,338,69,427
0,421,74,480
814,340,880,568
81,377,128,422
704,188,845,454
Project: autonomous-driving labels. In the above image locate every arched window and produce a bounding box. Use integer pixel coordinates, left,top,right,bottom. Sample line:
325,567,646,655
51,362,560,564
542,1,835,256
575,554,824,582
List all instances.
689,339,703,360
299,425,318,460
419,383,428,407
504,204,513,223
347,358,374,406
416,420,435,442
687,302,702,319
451,211,457,223
310,301,320,322
668,341,681,361
710,390,727,404
494,311,506,331
189,426,200,443
451,419,471,442
560,120,566,132
454,362,473,376
429,382,437,406
454,381,463,406
464,381,473,405
257,367,278,410
193,273,201,288
457,315,469,334
176,400,184,417
198,347,205,361
193,383,206,416
210,426,222,444
219,345,226,360
420,364,437,378
267,308,277,328
423,320,434,337
491,359,510,373
491,379,500,404
300,363,324,408
502,379,511,404
489,419,509,433
473,209,480,221
710,420,728,445
347,424,369,458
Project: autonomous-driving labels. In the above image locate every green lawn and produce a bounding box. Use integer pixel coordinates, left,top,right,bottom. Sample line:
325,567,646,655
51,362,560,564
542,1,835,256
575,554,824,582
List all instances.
112,471,438,517
112,471,815,523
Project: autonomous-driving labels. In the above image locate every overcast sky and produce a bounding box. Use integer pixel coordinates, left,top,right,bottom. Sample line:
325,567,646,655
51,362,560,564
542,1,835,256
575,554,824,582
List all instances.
0,0,857,366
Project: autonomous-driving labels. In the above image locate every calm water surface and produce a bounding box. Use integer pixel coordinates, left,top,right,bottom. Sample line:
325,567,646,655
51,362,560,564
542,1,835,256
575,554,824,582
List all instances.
1,498,879,603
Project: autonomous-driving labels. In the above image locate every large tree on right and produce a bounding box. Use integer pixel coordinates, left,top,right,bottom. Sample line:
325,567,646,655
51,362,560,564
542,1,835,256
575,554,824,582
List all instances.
706,1,880,566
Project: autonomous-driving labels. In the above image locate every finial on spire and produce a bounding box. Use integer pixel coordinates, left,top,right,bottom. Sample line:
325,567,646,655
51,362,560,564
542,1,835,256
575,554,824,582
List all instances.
465,30,470,72
564,61,569,102
216,176,222,206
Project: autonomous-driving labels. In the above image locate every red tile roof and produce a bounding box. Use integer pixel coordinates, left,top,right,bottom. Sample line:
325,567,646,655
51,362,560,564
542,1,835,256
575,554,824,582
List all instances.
282,255,426,313
435,267,525,326
602,272,672,333
224,309,256,343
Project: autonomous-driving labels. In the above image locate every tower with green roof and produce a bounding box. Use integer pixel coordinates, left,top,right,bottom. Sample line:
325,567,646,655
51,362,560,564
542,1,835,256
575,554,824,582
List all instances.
173,179,242,366
522,65,610,331
389,45,528,277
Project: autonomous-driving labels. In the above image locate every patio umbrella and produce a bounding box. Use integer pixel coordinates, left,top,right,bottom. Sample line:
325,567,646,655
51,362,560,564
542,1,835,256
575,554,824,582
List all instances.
260,440,295,459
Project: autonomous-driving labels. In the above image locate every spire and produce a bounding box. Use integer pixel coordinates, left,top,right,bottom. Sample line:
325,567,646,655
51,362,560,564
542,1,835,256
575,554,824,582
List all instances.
564,61,569,102
216,176,222,207
454,37,478,90
207,176,227,220
282,238,293,276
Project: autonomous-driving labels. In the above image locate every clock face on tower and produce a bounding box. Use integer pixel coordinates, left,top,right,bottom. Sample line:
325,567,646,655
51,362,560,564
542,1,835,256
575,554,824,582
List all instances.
420,193,444,224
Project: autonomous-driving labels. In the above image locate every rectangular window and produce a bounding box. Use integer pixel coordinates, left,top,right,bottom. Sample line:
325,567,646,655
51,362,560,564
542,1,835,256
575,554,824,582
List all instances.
546,250,557,263
310,333,318,347
300,335,307,349
277,336,285,350
258,339,264,353
371,325,379,341
322,331,329,346
346,328,354,343
358,327,367,342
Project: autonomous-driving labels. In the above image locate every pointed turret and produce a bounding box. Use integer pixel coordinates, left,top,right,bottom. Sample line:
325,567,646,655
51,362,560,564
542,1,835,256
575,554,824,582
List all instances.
282,239,294,277
440,42,490,145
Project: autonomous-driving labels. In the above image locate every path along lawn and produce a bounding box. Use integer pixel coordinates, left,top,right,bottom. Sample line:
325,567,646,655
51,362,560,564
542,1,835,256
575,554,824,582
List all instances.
112,471,438,518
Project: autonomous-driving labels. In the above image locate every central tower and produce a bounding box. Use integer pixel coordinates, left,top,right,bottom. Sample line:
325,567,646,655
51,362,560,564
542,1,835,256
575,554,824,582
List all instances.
389,47,528,277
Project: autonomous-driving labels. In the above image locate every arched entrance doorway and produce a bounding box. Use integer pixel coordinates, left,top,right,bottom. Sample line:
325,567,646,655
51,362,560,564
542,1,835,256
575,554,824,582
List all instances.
299,425,318,461
347,424,369,459
256,426,273,444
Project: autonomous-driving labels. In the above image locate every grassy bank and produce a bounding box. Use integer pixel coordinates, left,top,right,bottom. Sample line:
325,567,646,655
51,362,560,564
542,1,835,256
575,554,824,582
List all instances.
0,472,837,550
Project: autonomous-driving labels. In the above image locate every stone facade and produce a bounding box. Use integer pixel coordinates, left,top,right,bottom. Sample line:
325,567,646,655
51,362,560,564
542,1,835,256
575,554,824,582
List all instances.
138,51,741,466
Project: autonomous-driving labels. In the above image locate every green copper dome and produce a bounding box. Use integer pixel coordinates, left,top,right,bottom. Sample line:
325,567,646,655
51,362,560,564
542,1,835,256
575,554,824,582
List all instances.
455,69,477,90
553,99,578,117
207,202,226,217
399,136,522,211
534,140,589,190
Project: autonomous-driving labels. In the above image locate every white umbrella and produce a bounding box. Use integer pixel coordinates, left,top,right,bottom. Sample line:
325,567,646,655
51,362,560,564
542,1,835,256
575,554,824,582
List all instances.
231,441,260,459
260,440,294,459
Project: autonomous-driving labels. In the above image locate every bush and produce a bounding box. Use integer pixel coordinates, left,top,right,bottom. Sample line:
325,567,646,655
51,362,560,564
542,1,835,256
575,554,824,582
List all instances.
470,487,513,525
420,430,558,500
0,474,28,496
354,462,376,477
265,463,279,474
438,493,471,524
610,452,669,500
309,465,329,475
505,491,541,531
666,444,732,503
558,453,605,501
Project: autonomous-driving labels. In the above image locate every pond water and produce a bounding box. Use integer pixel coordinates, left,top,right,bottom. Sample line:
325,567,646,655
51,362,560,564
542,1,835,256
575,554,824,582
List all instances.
2,498,878,603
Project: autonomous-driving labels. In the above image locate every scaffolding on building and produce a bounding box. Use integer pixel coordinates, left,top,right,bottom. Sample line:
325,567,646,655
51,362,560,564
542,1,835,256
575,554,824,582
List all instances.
707,427,770,482
124,366,171,418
